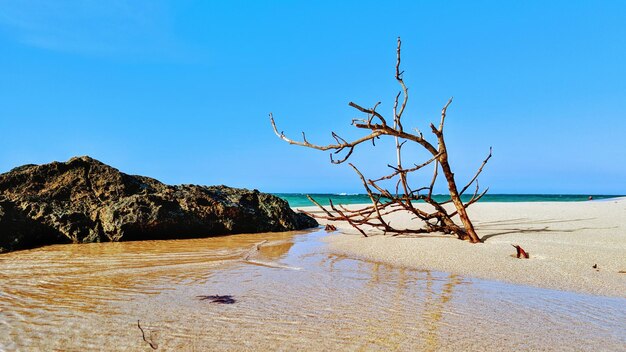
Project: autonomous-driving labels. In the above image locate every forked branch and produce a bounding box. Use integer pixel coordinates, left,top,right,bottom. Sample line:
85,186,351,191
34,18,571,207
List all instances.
270,38,491,243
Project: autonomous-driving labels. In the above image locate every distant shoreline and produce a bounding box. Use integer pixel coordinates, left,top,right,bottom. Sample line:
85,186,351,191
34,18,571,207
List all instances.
278,193,624,207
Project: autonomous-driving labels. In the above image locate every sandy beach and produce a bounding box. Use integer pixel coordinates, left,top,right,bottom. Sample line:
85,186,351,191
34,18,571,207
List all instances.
300,198,626,297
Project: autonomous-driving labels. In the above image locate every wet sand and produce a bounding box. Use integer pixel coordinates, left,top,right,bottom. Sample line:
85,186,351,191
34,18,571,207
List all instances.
1,230,624,351
302,198,626,297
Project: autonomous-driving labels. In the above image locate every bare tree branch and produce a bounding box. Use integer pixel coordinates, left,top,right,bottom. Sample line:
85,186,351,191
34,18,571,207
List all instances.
269,38,491,243
458,147,493,196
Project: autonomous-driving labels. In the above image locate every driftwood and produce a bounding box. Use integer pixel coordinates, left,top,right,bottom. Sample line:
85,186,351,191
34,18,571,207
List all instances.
270,38,491,243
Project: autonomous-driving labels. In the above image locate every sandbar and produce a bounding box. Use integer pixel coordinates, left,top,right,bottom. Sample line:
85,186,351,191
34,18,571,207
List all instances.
298,198,626,297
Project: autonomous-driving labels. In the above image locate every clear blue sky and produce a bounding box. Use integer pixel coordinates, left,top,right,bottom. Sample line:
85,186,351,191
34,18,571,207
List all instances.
1,1,625,194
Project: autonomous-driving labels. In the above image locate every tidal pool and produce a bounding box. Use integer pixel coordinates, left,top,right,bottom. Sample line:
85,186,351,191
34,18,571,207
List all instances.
0,230,624,351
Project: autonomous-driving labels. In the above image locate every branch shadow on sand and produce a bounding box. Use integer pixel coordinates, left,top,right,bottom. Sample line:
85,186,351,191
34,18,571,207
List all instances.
306,211,619,242
474,217,618,242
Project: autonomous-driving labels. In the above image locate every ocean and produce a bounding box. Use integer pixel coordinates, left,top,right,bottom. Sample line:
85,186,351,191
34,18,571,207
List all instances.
274,193,623,207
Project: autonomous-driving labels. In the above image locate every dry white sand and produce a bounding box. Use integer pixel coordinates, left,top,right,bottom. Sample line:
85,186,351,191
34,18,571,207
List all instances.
298,198,626,297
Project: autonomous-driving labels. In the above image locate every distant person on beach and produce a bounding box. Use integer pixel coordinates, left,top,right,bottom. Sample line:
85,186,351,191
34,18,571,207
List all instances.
588,196,593,200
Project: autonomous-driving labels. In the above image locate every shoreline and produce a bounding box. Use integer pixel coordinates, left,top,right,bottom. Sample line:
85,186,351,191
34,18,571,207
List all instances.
2,225,624,350
296,198,626,297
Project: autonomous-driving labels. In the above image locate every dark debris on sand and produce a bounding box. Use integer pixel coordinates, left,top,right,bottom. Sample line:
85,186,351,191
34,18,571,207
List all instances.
197,295,236,304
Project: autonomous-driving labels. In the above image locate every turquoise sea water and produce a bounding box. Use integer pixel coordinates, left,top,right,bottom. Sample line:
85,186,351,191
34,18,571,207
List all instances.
274,193,623,207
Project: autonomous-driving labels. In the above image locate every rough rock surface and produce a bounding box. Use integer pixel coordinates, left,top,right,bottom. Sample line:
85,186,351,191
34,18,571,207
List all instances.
0,156,317,253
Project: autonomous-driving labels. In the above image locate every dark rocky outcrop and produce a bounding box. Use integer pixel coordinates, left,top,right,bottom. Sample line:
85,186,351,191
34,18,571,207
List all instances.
0,156,317,253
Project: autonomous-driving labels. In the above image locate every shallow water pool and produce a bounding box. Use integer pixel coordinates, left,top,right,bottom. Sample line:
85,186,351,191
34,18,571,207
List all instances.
0,230,624,351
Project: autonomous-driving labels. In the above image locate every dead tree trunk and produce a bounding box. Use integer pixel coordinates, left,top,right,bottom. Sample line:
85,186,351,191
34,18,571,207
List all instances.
426,97,485,243
270,38,491,243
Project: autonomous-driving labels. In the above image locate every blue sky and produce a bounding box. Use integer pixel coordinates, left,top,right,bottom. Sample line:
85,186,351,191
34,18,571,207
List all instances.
1,0,625,194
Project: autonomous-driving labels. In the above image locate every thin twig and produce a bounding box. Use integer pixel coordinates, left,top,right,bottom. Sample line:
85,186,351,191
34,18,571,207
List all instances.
137,320,158,350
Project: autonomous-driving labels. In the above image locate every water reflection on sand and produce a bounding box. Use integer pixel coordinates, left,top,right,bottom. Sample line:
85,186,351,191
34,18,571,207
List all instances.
0,230,624,351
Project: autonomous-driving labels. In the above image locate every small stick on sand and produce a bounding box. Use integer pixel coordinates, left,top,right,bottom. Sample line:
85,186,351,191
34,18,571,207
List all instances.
512,244,529,259
242,240,302,270
137,320,158,350
243,240,268,261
